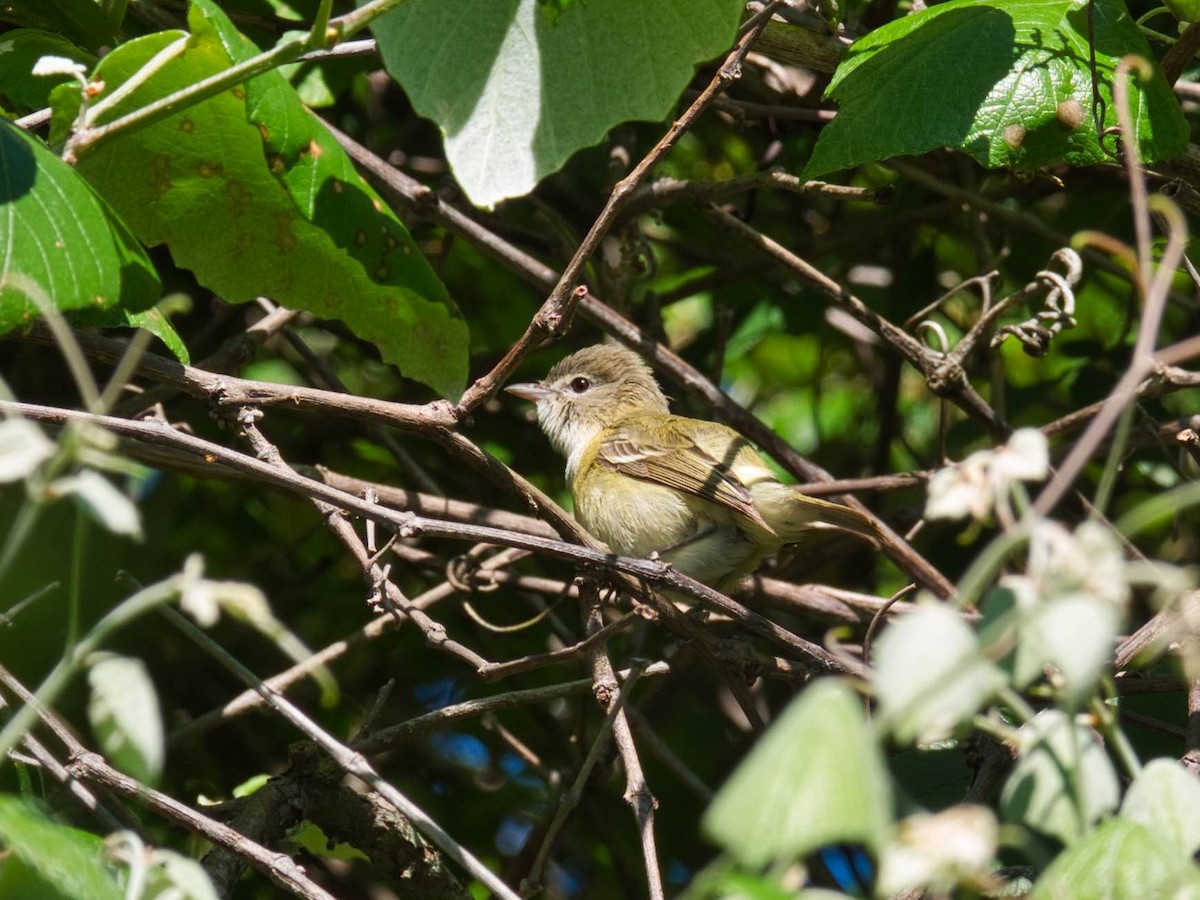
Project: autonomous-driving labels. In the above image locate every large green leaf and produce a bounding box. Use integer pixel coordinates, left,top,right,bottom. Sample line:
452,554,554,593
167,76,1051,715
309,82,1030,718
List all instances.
0,795,122,900
369,0,745,209
804,0,1188,178
702,680,892,865
56,0,467,397
0,120,161,332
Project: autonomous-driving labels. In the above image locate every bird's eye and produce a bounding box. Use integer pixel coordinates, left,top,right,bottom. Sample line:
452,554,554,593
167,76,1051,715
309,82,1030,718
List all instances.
569,377,591,394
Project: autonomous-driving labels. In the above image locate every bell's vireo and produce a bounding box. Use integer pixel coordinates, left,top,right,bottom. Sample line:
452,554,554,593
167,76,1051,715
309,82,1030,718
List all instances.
506,344,877,589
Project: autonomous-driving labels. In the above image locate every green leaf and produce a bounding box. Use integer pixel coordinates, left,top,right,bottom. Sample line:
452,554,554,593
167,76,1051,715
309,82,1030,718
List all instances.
1031,818,1200,900
1012,590,1120,709
1121,759,1200,857
122,307,191,365
231,773,270,798
51,471,143,539
369,0,745,208
57,1,467,398
1,0,114,53
0,120,161,333
0,29,94,111
681,865,814,900
804,0,1189,179
702,679,892,865
0,795,122,900
143,850,219,900
87,653,164,784
1000,710,1119,845
288,820,371,863
1165,0,1200,23
0,419,55,482
874,601,1004,744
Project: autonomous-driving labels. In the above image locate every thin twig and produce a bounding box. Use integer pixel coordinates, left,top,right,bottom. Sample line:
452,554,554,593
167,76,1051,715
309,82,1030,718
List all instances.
163,607,523,900
0,664,337,900
8,399,853,671
355,662,670,756
582,581,664,900
701,202,1005,432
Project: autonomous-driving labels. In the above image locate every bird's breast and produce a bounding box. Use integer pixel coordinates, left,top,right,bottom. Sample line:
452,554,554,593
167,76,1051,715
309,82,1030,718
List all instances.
573,469,694,557
571,469,768,587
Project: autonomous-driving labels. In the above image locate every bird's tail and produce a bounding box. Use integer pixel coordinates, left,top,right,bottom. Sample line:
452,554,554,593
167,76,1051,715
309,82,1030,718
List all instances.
751,482,880,547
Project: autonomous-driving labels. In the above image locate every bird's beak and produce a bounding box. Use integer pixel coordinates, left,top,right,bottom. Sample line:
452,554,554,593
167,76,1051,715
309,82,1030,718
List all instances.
505,382,553,402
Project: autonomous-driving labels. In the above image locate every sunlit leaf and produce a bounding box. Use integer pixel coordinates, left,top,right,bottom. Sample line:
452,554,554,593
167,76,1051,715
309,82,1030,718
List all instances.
51,1,467,397
1011,589,1120,708
874,601,1004,744
50,470,143,539
1001,710,1119,845
144,849,219,900
0,121,161,333
1031,818,1200,899
876,805,998,897
0,795,121,900
1121,759,1200,857
0,418,55,482
288,820,371,863
805,0,1188,178
369,0,745,208
87,653,165,784
703,680,892,865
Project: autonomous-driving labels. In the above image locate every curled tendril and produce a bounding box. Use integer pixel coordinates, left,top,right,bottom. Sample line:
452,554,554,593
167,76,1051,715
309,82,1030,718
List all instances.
916,320,952,356
445,552,501,593
991,248,1083,357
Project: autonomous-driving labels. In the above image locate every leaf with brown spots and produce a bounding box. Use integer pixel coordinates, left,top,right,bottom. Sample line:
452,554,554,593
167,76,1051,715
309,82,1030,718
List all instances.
51,0,467,397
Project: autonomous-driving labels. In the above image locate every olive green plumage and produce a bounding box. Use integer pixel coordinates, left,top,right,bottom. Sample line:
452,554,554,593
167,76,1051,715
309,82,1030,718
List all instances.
507,344,876,589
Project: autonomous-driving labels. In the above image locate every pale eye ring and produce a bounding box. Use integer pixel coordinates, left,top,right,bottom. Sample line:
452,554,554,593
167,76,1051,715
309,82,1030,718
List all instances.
569,376,591,394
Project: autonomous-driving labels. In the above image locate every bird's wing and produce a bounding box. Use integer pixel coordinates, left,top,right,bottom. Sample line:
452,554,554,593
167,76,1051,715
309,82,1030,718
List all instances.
594,421,776,535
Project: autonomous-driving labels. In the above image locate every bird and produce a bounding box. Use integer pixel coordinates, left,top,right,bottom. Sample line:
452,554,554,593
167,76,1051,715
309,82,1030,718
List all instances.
505,343,878,590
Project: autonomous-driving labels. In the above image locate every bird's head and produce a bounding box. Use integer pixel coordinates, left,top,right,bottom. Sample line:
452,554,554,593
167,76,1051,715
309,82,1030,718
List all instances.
505,344,669,460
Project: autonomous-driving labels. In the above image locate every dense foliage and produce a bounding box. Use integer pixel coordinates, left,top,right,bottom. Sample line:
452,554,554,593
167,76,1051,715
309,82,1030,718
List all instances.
2,0,1200,898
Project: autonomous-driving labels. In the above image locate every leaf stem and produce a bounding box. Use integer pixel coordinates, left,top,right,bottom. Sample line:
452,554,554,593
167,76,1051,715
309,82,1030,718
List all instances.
309,0,334,47
85,35,190,126
1091,695,1142,779
0,501,40,589
65,506,88,654
69,36,308,157
68,0,412,158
